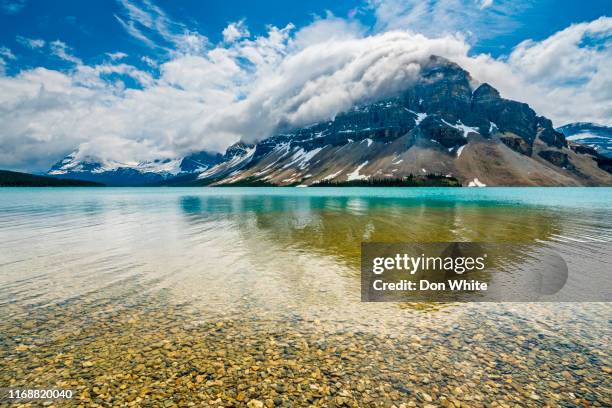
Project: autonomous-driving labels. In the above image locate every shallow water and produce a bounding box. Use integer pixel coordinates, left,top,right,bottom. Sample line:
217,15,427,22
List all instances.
0,187,610,406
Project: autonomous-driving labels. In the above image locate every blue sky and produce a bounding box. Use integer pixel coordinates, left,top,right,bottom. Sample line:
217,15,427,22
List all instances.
0,0,610,171
1,0,609,74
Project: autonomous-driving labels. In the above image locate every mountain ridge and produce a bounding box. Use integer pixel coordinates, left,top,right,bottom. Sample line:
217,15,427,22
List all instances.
49,56,612,187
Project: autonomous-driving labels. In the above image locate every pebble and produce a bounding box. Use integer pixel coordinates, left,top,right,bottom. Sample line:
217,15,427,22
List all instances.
1,295,609,407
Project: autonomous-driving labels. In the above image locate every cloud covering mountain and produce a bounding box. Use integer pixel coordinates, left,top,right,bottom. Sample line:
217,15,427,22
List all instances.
0,0,610,171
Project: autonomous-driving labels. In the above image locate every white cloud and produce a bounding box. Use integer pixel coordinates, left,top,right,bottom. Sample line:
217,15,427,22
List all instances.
141,55,158,67
218,31,469,142
479,0,493,9
222,20,250,43
0,4,609,172
291,12,365,49
49,40,83,64
115,14,158,48
0,46,15,60
114,0,209,55
106,51,128,60
455,17,612,126
16,36,46,49
0,27,468,171
174,32,208,55
368,0,526,43
0,46,16,75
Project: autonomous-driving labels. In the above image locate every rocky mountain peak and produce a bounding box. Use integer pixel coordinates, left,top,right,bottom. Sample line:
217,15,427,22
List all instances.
225,141,255,159
472,83,500,103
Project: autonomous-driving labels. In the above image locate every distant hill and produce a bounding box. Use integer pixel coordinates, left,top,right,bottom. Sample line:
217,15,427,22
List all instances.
0,170,105,187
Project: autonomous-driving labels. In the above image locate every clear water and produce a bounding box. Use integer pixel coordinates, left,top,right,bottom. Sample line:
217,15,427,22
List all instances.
1,187,610,317
1,187,610,405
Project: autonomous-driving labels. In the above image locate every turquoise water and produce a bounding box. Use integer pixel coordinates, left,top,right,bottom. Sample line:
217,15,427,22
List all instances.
2,186,611,209
1,187,610,314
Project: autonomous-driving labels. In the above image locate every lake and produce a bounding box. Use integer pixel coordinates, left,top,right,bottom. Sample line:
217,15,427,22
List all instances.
1,187,610,406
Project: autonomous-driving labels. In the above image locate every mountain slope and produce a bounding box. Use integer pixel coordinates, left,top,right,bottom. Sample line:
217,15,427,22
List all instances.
183,56,611,187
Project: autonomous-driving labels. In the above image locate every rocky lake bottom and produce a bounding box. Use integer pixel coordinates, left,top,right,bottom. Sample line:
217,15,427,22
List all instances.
2,297,610,407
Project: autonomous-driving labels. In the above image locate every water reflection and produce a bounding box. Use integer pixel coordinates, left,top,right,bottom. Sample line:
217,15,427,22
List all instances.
177,191,610,303
178,193,563,266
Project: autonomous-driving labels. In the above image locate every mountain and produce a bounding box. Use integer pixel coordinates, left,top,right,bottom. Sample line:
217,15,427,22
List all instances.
48,150,222,186
171,56,612,187
0,170,104,187
557,123,612,159
50,56,612,187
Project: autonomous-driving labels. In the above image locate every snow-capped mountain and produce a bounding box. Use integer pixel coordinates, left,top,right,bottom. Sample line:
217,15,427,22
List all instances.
557,122,612,158
48,150,222,186
170,56,611,187
49,56,612,187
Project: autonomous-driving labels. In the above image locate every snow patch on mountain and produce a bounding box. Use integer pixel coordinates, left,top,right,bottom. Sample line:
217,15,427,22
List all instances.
566,133,606,141
362,138,373,147
468,178,486,187
456,145,466,157
347,161,369,181
282,147,324,170
406,109,428,125
322,169,344,181
442,119,479,138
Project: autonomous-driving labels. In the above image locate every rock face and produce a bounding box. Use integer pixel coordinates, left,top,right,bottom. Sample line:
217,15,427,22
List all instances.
50,56,612,186
179,151,223,173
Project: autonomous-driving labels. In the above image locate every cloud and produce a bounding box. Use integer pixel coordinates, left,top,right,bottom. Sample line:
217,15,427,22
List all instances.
115,14,158,48
478,0,493,9
455,16,612,126
1,0,26,15
368,0,527,43
141,55,158,67
16,36,46,49
0,46,16,60
216,31,469,143
0,3,609,172
114,0,209,55
291,12,365,49
0,26,468,171
49,40,83,64
0,46,16,75
222,20,250,43
106,51,128,60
